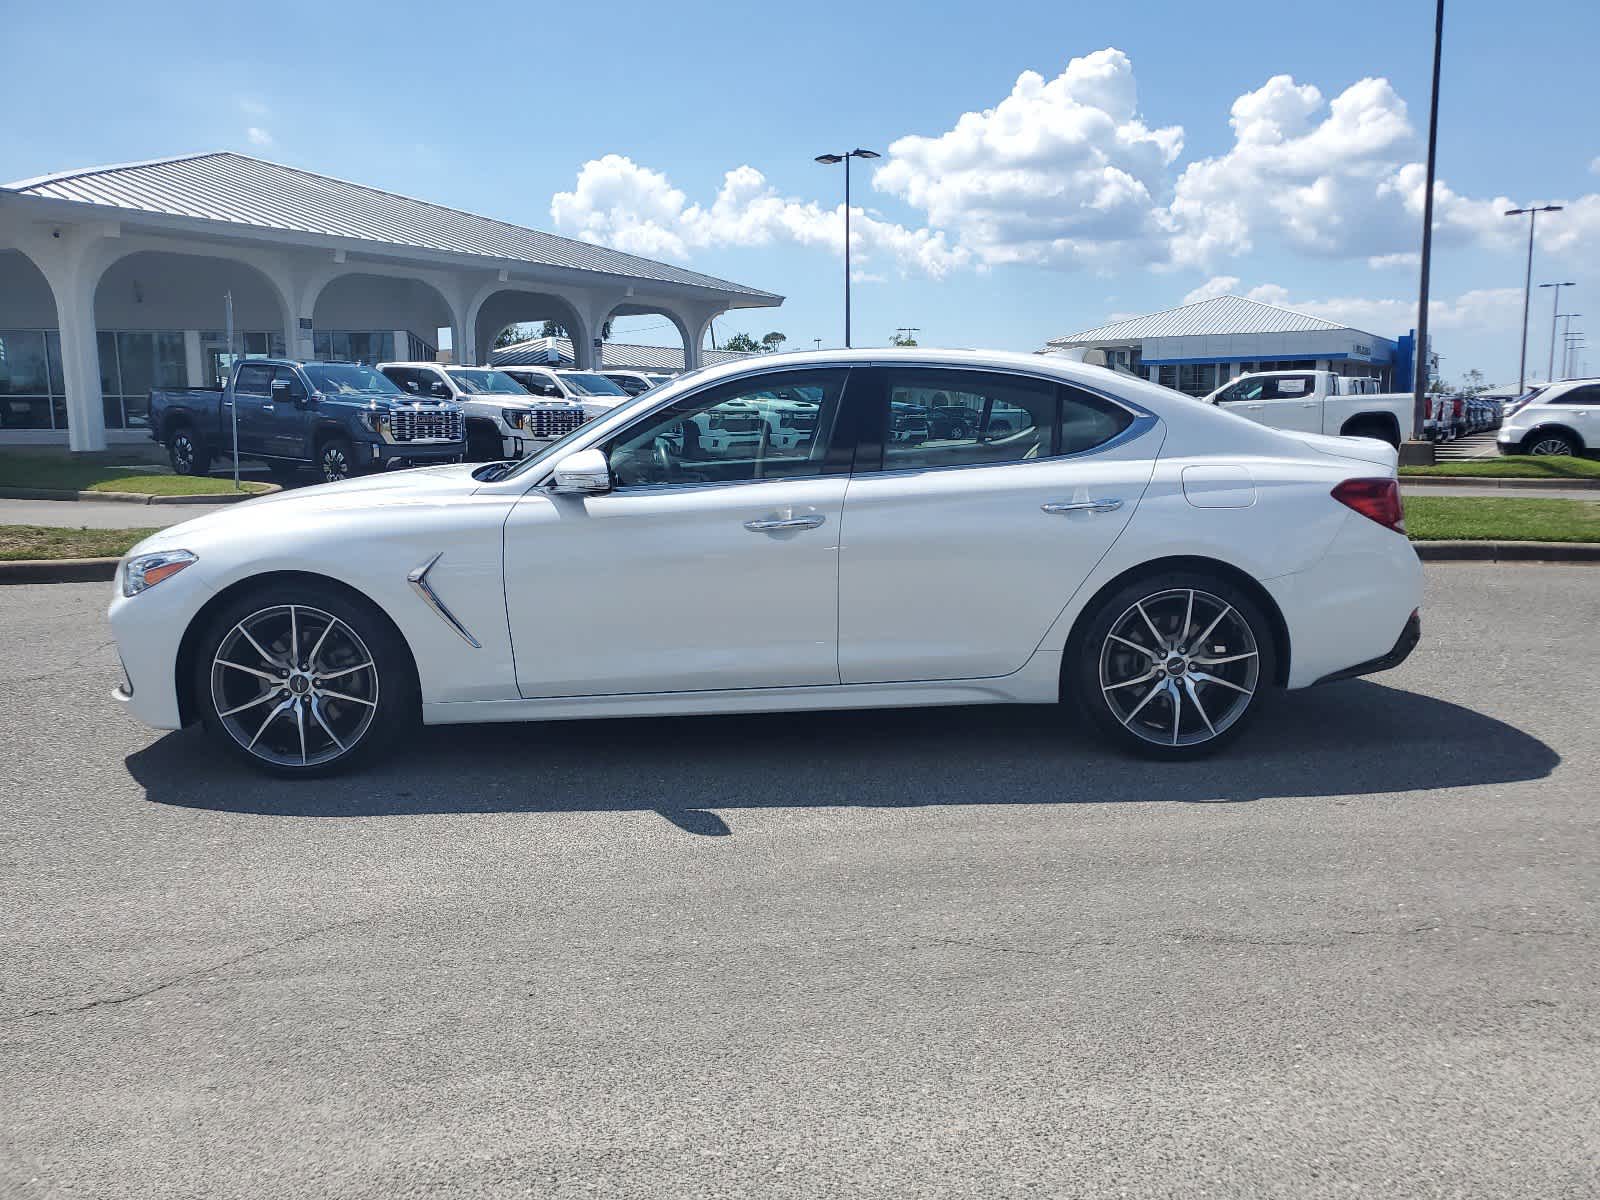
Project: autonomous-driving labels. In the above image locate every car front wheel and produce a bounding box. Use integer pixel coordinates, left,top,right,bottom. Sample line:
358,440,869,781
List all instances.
1071,572,1277,758
1526,432,1578,456
193,581,416,776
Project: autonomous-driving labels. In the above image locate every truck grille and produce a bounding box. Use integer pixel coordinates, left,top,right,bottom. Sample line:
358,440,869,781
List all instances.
527,407,586,440
390,407,463,443
719,416,761,434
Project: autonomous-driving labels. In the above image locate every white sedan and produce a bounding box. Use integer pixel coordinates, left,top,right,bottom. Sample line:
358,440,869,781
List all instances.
108,349,1422,775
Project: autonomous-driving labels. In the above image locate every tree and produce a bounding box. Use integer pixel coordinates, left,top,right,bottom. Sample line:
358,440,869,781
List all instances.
760,331,787,354
890,330,919,347
494,323,534,349
722,332,761,353
539,320,566,338
1460,367,1487,396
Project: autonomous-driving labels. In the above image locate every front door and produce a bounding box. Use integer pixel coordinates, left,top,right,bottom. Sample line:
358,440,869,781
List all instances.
838,366,1160,683
264,366,312,459
1214,372,1322,434
227,362,276,457
503,368,856,698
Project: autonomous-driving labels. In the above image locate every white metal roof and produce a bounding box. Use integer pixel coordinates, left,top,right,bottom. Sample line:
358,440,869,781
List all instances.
1046,294,1363,346
491,336,755,371
3,152,779,301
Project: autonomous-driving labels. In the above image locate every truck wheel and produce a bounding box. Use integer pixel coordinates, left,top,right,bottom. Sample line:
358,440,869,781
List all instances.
169,428,210,476
318,437,358,484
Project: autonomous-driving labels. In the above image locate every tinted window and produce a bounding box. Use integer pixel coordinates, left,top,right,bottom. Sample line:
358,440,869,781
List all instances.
380,366,421,393
448,368,526,395
876,370,1130,471
234,363,273,397
606,369,846,488
272,366,306,399
1217,374,1315,403
1547,385,1600,406
605,373,651,396
510,370,561,397
559,372,629,397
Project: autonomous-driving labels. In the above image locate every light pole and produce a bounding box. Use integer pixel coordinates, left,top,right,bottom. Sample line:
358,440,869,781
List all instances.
819,148,883,350
1409,0,1446,446
1505,204,1564,392
1539,281,1576,385
1558,314,1581,379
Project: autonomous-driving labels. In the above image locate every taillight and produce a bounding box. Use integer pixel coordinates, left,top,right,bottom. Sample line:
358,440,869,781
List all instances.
1332,477,1406,534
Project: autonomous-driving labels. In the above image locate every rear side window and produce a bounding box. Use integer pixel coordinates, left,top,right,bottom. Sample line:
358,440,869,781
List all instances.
1547,385,1600,406
873,369,1132,471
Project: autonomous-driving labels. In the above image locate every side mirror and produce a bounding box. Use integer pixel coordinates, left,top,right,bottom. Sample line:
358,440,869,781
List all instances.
550,447,612,495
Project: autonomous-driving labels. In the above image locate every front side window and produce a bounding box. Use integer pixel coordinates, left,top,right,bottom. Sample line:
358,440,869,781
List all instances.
559,372,629,397
605,369,847,488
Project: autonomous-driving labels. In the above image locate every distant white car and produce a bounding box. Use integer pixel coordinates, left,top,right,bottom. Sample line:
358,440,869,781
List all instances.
108,348,1422,776
1496,378,1600,457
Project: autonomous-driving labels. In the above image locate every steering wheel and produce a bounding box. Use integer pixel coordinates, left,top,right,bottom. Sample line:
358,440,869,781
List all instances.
654,437,680,483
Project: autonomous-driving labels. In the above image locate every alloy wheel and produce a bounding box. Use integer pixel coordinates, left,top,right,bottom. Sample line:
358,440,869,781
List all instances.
1529,437,1572,456
209,604,379,768
322,445,350,481
1097,588,1260,748
172,433,195,473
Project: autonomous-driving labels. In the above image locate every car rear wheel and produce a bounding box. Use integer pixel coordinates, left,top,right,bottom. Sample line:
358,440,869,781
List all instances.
1526,431,1578,456
193,581,416,776
168,428,210,476
1071,571,1277,759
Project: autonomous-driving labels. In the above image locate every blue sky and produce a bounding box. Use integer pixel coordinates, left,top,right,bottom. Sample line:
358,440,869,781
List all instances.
4,0,1597,384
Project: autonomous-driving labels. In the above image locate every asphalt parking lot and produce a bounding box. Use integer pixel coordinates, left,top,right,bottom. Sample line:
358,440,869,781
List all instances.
1,565,1596,1199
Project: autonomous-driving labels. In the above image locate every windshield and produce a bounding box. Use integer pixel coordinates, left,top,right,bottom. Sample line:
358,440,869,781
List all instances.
303,363,403,395
447,368,528,395
558,372,629,397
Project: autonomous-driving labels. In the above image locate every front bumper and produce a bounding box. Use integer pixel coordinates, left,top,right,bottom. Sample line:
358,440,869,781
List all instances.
1313,609,1421,685
365,439,464,466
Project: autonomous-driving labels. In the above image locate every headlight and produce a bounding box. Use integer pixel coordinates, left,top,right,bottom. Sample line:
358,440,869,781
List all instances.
361,410,390,435
122,549,197,597
502,408,528,429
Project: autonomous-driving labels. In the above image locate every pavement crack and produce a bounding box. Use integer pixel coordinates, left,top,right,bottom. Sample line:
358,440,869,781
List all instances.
4,917,369,1022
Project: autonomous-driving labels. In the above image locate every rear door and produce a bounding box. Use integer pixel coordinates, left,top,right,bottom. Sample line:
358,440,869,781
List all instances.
837,366,1159,684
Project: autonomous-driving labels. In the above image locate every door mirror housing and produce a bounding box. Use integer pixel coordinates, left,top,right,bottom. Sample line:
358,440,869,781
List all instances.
550,447,612,495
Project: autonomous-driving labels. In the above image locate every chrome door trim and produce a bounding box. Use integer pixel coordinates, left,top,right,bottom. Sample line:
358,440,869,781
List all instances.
407,552,481,648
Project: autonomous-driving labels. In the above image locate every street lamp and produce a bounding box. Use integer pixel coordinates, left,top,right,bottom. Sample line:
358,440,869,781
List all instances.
1558,313,1581,379
1538,281,1576,385
819,148,883,350
1506,204,1564,392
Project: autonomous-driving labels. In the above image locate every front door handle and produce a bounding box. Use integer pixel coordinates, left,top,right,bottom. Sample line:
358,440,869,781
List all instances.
744,513,826,532
1042,498,1124,515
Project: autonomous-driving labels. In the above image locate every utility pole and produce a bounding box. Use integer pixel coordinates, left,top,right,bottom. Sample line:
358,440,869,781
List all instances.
1558,314,1581,379
1539,282,1576,385
1409,0,1446,448
893,326,921,346
1505,205,1564,392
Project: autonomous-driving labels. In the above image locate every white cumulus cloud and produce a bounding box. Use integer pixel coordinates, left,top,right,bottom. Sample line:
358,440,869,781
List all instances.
550,154,969,279
246,127,273,147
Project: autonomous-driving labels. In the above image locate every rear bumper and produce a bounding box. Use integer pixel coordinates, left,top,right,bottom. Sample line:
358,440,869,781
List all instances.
1313,610,1421,685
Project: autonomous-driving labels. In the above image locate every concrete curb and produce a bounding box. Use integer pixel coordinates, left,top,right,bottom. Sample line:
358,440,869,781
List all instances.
0,557,121,585
5,544,1597,586
0,484,276,505
1400,475,1600,491
1413,541,1600,563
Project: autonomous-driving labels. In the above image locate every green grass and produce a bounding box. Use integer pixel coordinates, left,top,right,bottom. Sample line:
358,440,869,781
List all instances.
0,525,160,561
0,450,271,496
1400,455,1600,480
1405,496,1600,543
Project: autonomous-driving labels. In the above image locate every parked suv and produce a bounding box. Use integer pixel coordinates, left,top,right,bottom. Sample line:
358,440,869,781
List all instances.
149,359,464,484
1497,378,1600,457
378,362,585,461
498,366,632,422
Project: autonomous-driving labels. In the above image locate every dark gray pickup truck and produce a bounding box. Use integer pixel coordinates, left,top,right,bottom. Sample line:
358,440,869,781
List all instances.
149,359,466,484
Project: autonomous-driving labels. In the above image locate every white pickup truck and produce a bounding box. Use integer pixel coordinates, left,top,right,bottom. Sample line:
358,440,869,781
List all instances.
1203,370,1410,447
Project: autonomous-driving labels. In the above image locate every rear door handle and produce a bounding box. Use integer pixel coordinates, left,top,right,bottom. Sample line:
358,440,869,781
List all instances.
744,513,825,532
1042,498,1124,515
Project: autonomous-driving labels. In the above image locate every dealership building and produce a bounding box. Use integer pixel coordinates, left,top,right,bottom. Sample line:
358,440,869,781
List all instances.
490,335,755,374
1041,294,1422,398
0,152,781,450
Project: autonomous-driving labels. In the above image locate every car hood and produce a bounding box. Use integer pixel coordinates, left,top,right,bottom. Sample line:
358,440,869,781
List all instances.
129,463,490,553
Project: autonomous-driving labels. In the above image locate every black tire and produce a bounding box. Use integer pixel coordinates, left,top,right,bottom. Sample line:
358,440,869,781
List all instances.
168,426,210,476
1069,569,1278,760
317,436,359,484
191,579,418,777
1525,430,1578,457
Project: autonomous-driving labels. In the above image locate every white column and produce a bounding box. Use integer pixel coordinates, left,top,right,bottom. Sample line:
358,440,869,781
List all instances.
394,329,410,361
183,330,203,387
54,273,106,452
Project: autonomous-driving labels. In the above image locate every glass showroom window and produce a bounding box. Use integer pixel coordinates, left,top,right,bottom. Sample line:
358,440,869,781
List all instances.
199,331,288,386
312,331,396,364
98,331,187,429
0,330,68,430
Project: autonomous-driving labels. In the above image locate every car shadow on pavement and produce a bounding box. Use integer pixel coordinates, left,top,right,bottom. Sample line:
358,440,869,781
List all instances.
125,679,1560,836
